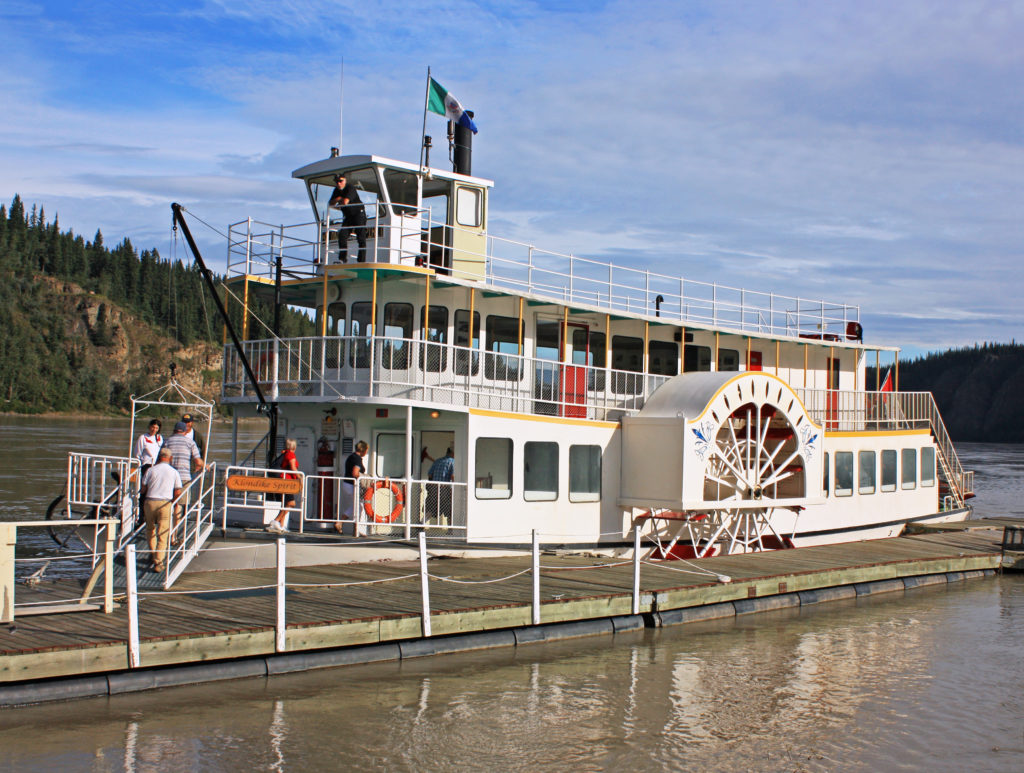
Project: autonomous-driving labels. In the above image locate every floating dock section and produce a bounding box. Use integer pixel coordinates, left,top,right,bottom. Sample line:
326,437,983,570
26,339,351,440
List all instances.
0,526,1009,707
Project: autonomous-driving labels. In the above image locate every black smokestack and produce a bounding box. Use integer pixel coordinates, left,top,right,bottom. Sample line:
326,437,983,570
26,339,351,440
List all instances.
453,111,473,175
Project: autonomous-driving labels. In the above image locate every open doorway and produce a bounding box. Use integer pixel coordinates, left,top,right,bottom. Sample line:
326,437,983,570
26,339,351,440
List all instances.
420,430,455,479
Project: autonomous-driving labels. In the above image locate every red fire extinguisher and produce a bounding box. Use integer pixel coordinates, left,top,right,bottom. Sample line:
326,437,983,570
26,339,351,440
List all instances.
317,438,335,519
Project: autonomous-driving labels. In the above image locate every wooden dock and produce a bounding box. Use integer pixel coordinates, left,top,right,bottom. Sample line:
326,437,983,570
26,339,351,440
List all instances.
0,527,1007,706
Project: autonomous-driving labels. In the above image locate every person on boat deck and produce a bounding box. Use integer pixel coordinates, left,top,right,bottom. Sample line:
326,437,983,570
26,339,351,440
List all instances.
162,422,204,537
267,438,300,534
426,448,455,524
328,174,367,263
141,447,182,574
339,440,368,532
133,418,163,475
180,413,204,456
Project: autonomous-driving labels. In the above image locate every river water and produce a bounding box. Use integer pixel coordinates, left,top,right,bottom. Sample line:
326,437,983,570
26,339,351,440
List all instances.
0,419,1022,771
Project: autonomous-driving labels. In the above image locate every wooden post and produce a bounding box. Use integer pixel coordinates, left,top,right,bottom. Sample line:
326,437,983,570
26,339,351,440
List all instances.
714,331,720,371
404,406,413,541
104,525,115,614
803,344,808,388
632,525,641,615
876,350,880,391
643,320,649,375
532,529,540,625
0,523,14,623
775,340,780,376
895,352,900,392
320,270,329,337
680,326,687,372
241,279,251,340
126,544,140,668
419,531,432,637
276,538,286,653
746,337,751,371
829,346,835,389
518,297,524,356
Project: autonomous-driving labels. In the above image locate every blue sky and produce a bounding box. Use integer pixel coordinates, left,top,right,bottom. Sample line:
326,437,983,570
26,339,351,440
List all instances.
1,1,1021,357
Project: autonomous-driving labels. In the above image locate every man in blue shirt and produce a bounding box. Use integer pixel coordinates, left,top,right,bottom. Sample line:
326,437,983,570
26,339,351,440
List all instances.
426,448,455,525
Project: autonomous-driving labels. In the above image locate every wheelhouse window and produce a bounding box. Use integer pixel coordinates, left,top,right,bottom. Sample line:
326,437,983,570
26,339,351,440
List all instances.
718,348,740,372
485,315,524,381
858,450,876,494
382,302,412,369
921,447,936,487
611,335,643,394
648,341,679,376
834,451,853,496
311,167,379,225
420,306,448,372
455,186,483,227
455,310,480,376
901,448,917,489
383,169,420,215
350,302,372,368
475,437,512,499
569,445,601,502
524,442,558,501
881,449,897,492
684,344,712,372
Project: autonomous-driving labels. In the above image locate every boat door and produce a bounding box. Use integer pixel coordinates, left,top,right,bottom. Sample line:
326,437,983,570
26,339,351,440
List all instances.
826,356,841,430
561,323,589,418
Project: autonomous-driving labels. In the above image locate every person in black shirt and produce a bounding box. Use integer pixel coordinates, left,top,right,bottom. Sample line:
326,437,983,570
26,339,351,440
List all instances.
339,440,368,531
328,174,367,263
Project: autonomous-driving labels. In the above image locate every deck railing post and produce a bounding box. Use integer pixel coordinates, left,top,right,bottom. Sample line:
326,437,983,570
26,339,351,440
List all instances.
632,525,641,615
104,524,115,614
419,531,432,637
532,529,540,625
126,544,140,668
0,523,14,624
276,538,286,653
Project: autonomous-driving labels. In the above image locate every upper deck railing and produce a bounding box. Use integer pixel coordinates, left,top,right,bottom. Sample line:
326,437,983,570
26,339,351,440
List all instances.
225,210,861,340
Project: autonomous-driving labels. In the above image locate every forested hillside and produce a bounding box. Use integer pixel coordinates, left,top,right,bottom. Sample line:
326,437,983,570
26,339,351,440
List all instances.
887,343,1024,443
0,195,313,413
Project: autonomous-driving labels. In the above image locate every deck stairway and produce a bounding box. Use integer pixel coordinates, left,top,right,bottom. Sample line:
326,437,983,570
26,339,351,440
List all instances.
895,392,974,509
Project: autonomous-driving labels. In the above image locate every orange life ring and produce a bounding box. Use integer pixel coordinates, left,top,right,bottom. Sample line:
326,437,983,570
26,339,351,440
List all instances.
362,480,405,523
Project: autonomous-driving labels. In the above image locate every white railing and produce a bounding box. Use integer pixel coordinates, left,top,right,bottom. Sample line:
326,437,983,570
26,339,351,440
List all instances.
163,462,218,588
222,335,668,421
226,211,860,340
66,452,141,559
305,475,467,539
796,388,972,508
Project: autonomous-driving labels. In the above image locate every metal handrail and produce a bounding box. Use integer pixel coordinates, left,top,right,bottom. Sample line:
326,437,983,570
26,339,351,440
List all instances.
225,212,860,339
222,334,665,421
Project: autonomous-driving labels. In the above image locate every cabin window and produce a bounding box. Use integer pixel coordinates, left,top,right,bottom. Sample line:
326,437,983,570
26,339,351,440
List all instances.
524,441,558,501
858,450,876,494
534,320,561,414
325,302,346,368
611,335,643,394
475,437,512,499
420,306,448,372
684,344,712,372
823,452,829,497
901,448,917,489
834,451,853,496
485,315,524,381
585,331,606,391
921,447,936,487
718,348,740,372
569,445,601,502
455,186,482,227
880,450,897,491
350,302,372,368
648,341,679,376
374,433,406,478
454,310,480,376
382,303,413,369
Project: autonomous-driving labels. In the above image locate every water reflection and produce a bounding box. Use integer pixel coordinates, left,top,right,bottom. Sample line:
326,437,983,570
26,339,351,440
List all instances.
1,577,1022,771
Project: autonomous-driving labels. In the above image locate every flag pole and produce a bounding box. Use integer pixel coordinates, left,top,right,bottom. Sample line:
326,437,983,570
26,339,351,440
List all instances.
419,66,432,175
339,57,345,153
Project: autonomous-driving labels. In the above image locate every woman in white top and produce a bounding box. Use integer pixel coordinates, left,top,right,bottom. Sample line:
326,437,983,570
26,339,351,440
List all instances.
134,418,163,472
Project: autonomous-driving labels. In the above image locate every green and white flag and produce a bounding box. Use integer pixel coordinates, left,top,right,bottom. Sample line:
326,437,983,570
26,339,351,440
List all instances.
427,77,478,133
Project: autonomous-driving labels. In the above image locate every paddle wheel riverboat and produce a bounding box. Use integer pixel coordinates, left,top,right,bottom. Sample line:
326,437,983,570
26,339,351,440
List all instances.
45,121,975,585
